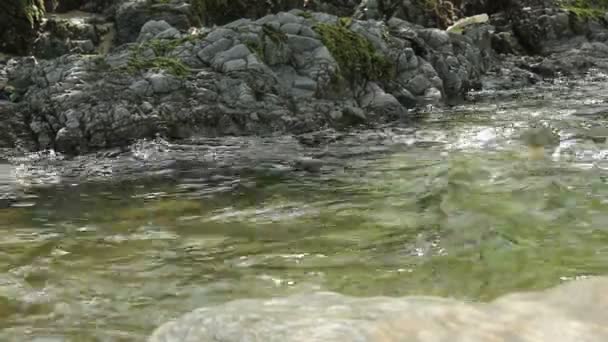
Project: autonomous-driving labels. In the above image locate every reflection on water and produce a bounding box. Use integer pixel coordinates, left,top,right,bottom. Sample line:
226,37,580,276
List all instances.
3,77,608,340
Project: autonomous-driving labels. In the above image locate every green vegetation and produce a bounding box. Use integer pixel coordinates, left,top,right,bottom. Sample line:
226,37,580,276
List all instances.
245,40,264,58
338,16,353,28
312,22,394,87
21,0,46,28
297,11,313,19
244,24,287,62
561,0,608,18
127,56,190,77
125,37,198,77
261,23,288,44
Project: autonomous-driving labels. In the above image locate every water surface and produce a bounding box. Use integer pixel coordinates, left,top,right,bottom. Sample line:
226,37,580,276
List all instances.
3,74,608,340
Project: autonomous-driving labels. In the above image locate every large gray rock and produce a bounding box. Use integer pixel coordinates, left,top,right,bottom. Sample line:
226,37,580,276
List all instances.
137,20,174,43
148,277,608,342
1,10,498,153
115,0,192,44
32,13,110,59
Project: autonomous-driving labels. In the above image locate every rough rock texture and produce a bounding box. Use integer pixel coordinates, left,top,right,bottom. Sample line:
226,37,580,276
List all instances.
480,0,608,83
2,10,491,154
3,0,608,155
148,276,608,342
44,0,119,14
115,0,197,44
32,13,113,59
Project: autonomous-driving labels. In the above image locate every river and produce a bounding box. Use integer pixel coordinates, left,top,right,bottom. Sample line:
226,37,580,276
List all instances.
2,73,608,340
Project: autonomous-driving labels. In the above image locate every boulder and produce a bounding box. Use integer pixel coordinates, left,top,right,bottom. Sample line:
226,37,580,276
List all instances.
0,10,530,153
115,0,193,44
148,277,608,342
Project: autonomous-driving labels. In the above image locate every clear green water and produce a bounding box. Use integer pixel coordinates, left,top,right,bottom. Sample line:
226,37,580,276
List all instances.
3,80,608,340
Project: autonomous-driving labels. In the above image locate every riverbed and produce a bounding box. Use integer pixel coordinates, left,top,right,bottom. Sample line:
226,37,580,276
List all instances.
2,73,608,340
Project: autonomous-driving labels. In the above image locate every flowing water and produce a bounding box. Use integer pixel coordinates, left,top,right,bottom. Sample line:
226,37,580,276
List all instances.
3,74,608,340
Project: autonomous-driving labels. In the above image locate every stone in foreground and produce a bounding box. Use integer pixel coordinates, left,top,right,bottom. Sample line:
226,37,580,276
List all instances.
149,277,608,342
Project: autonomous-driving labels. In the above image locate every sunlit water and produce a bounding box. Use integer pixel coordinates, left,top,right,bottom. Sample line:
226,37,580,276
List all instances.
3,74,608,340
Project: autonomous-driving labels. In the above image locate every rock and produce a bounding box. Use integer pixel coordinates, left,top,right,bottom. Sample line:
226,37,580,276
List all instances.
343,105,366,123
359,82,405,119
7,2,603,155
446,13,489,33
197,39,234,64
293,157,323,172
148,277,608,342
422,87,442,104
115,0,192,44
213,44,251,65
31,13,110,59
137,20,173,43
492,31,524,55
406,74,432,95
146,72,181,94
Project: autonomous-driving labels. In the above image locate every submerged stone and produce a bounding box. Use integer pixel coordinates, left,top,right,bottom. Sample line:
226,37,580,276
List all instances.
148,277,608,342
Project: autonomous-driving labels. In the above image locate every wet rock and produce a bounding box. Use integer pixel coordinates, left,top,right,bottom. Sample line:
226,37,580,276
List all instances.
360,82,405,119
147,72,181,94
293,157,323,172
491,31,524,55
32,12,112,59
342,105,367,123
0,9,512,153
148,277,608,342
115,0,192,44
137,20,174,43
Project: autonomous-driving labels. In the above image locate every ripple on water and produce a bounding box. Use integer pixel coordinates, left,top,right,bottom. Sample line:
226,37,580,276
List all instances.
4,80,608,340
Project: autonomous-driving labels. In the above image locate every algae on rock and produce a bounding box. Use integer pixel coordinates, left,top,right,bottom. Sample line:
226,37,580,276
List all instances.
560,0,608,18
126,38,191,77
312,22,394,89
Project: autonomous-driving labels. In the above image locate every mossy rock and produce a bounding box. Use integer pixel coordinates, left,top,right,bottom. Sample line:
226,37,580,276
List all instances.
124,37,196,77
312,22,394,88
561,0,608,18
127,56,190,77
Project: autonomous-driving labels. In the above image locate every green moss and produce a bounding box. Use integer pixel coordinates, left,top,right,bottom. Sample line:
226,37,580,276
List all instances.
244,24,287,62
561,0,608,18
312,23,394,87
127,56,190,77
261,24,287,45
125,37,198,77
297,11,313,19
563,6,604,17
245,41,264,59
338,17,353,28
21,0,46,28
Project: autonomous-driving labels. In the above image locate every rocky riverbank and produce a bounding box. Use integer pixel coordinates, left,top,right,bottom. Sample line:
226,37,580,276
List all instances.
1,0,608,155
